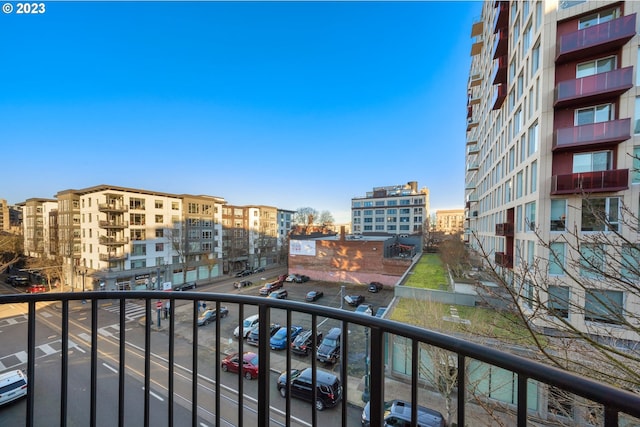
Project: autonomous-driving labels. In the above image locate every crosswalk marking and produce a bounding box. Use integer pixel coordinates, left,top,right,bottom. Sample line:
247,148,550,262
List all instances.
101,302,147,321
0,339,81,371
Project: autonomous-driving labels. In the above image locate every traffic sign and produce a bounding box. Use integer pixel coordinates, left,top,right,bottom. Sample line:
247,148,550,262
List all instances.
156,301,162,310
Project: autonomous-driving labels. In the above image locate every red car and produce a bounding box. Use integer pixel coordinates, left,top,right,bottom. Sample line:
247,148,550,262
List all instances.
26,284,46,294
221,352,259,380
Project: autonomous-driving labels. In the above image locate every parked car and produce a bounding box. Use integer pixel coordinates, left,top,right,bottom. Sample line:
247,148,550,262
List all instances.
259,280,283,295
233,280,253,289
235,270,253,277
368,282,384,293
246,322,281,346
26,284,46,294
355,304,374,316
268,289,288,300
11,277,30,287
344,294,365,306
234,314,260,338
197,307,229,326
295,275,310,283
291,329,323,356
270,325,304,350
361,399,446,427
5,275,18,285
173,282,196,291
252,266,265,273
221,352,259,380
277,367,342,411
285,274,299,282
375,306,387,318
316,327,341,364
305,290,324,302
0,369,28,406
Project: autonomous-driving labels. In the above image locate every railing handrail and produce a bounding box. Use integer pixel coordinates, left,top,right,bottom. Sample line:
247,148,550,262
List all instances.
5,290,640,420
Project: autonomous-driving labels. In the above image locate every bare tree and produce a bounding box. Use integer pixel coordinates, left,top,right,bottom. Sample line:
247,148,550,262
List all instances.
469,197,640,397
0,232,21,273
294,207,318,230
317,210,334,227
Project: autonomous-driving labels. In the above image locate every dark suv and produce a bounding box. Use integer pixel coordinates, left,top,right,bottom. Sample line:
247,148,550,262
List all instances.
291,329,323,356
316,327,340,364
277,367,342,411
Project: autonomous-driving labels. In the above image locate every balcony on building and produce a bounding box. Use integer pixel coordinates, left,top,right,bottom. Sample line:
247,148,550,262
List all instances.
467,144,480,155
98,203,128,213
99,252,128,262
467,104,473,119
465,181,476,191
469,71,482,87
492,28,508,60
553,118,631,152
470,37,483,56
493,1,508,33
99,236,130,246
495,222,514,237
556,14,636,64
466,116,479,131
492,82,507,110
494,251,513,268
99,220,129,229
554,66,633,108
467,161,479,172
469,91,481,105
492,55,507,86
466,131,478,146
550,169,629,195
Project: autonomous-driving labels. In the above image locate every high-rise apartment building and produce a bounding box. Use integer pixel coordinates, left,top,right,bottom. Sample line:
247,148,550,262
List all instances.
0,198,9,232
351,181,429,235
466,1,640,341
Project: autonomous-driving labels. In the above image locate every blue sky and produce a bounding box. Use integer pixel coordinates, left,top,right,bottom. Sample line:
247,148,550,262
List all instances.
1,1,481,223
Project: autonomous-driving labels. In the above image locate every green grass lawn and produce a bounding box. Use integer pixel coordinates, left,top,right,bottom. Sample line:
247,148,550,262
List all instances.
404,253,449,290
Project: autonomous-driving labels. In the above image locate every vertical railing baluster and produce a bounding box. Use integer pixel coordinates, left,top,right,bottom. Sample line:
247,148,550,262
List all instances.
214,301,221,427
91,298,98,427
604,405,619,427
339,321,349,426
237,303,244,427
60,300,69,426
118,298,126,427
192,299,198,427
168,297,174,427
144,298,151,427
411,338,418,427
26,300,36,427
257,304,270,427
517,374,528,426
284,309,292,426
457,353,466,427
369,326,385,427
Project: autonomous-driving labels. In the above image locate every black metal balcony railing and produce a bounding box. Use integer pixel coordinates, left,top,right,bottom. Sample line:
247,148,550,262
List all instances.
556,14,636,64
554,67,634,108
495,222,514,237
4,291,640,427
553,118,631,151
551,169,629,195
98,220,129,229
98,203,129,213
494,251,513,268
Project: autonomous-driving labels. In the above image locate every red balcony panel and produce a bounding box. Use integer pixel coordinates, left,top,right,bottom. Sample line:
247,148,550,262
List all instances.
556,14,636,64
492,55,507,85
495,222,514,236
493,1,508,33
495,252,513,268
492,83,507,110
553,118,631,151
554,67,633,108
550,169,629,195
493,28,508,59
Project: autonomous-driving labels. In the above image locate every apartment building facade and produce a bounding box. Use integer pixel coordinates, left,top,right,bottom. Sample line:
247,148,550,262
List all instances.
466,1,640,341
17,185,305,290
434,209,465,235
351,181,429,235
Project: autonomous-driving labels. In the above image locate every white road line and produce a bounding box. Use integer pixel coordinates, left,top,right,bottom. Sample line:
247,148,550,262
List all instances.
102,362,118,374
142,387,164,402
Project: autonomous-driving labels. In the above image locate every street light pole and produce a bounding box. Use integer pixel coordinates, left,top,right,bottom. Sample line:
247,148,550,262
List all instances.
362,327,370,402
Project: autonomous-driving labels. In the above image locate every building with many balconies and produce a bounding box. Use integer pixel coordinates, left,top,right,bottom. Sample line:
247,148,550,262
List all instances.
466,1,640,341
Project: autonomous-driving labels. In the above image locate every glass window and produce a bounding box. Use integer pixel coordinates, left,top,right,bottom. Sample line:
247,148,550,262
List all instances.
548,286,569,318
575,104,613,125
530,161,537,193
525,201,536,231
582,197,619,232
532,42,540,75
516,171,523,198
578,7,619,29
584,289,623,324
572,151,612,173
550,200,567,231
528,122,538,156
633,146,640,183
576,56,616,78
549,243,566,275
580,244,605,278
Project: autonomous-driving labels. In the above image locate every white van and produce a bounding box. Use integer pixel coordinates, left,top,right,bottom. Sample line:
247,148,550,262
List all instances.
233,314,259,338
0,369,28,406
